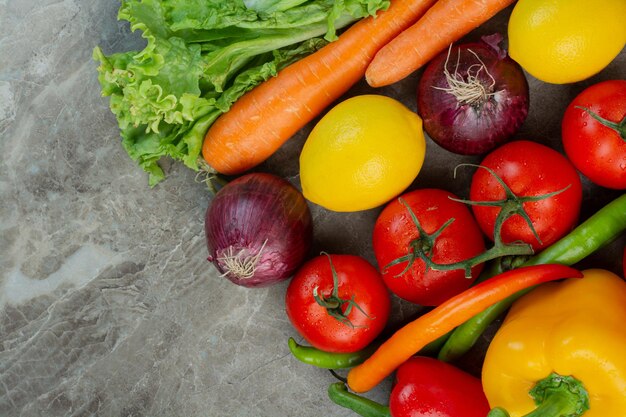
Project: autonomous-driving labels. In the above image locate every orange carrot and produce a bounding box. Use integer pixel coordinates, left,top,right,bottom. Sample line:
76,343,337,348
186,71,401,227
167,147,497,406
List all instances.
202,0,437,175
346,264,583,393
365,0,516,87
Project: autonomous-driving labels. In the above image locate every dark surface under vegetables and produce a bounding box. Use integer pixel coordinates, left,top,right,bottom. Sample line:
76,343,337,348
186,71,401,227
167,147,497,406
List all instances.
2,2,624,417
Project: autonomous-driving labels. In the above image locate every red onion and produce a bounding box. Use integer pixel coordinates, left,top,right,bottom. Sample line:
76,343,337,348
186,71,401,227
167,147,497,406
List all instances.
205,173,313,288
417,34,529,155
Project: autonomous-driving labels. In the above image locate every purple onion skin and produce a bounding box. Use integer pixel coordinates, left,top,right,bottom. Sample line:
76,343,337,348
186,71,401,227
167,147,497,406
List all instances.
205,173,313,288
417,38,529,155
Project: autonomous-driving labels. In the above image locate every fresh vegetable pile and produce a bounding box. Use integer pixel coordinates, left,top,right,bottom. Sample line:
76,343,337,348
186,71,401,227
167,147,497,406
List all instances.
96,0,626,416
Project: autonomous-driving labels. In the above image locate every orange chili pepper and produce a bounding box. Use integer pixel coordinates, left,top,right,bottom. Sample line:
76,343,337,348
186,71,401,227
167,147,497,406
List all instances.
346,264,582,393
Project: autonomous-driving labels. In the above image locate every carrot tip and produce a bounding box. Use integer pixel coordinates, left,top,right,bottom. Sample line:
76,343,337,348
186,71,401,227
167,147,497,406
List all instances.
364,72,383,88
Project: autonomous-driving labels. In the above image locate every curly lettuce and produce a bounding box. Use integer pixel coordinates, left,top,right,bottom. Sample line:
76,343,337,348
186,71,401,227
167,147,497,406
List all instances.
94,0,389,186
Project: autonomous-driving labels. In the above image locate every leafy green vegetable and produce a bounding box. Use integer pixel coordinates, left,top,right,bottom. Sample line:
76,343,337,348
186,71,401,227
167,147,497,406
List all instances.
94,0,389,186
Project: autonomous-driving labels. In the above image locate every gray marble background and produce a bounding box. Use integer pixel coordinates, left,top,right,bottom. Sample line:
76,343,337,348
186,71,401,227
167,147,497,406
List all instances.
1,1,624,416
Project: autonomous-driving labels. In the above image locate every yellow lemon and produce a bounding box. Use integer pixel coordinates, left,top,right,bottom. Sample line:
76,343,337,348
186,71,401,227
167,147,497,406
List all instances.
508,0,626,84
299,95,425,212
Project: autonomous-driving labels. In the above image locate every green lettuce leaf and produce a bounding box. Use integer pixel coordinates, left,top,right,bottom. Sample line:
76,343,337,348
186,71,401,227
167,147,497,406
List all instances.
94,0,389,186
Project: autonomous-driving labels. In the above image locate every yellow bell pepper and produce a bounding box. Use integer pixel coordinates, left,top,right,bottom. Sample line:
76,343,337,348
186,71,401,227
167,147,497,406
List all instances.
482,269,626,417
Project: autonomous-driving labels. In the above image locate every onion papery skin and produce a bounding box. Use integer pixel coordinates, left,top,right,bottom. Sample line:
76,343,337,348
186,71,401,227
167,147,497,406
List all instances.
205,173,313,288
417,38,529,155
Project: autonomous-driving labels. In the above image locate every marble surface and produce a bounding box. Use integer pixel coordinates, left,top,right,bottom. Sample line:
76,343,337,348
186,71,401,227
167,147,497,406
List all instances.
1,1,624,416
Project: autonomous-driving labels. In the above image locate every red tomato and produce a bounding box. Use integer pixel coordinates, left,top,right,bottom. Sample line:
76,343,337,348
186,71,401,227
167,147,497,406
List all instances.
562,80,626,190
372,189,485,306
470,140,583,251
285,254,390,353
389,356,491,417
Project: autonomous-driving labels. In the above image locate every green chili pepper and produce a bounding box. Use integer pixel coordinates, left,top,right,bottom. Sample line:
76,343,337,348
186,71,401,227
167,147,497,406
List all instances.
438,193,626,362
288,338,378,369
288,331,450,370
328,382,390,417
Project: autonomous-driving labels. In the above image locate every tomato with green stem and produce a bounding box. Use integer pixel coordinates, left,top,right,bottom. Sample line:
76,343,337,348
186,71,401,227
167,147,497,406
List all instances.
468,140,583,252
372,189,487,306
562,80,626,190
285,253,391,353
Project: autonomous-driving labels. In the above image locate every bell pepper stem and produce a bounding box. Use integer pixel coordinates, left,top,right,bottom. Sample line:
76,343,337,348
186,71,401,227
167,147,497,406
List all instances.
488,373,590,417
488,407,511,417
327,382,390,417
